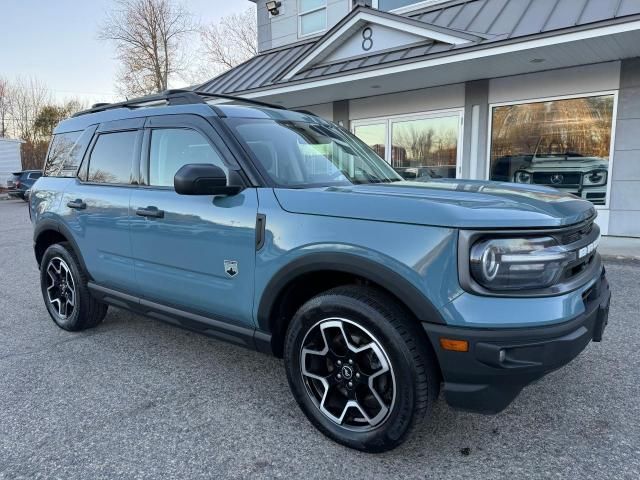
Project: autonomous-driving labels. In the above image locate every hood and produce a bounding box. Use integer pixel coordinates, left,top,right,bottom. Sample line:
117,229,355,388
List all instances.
273,180,596,229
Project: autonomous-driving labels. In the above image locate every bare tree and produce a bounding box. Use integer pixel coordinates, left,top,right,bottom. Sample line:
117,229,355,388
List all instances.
7,77,51,169
0,77,11,138
99,0,195,97
200,6,257,76
9,77,51,143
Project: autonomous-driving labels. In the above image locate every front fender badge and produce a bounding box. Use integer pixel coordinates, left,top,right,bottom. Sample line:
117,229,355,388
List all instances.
224,260,238,278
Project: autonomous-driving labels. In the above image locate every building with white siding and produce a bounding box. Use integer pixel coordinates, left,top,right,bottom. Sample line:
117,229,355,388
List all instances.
0,138,23,188
200,0,640,237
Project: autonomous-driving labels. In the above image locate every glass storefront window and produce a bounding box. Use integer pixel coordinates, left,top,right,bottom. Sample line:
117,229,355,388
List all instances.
353,123,386,160
489,95,615,206
390,115,460,179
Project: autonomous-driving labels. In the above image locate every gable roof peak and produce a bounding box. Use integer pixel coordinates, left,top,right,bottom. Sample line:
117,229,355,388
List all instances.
282,6,485,80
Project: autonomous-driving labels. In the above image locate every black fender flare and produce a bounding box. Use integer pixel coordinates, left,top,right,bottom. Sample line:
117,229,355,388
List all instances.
33,219,91,278
256,252,445,333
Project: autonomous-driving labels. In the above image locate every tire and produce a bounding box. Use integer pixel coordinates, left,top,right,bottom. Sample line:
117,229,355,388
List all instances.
40,242,108,331
284,285,440,452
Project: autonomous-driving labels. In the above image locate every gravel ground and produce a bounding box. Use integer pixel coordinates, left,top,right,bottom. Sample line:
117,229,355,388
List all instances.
0,199,639,479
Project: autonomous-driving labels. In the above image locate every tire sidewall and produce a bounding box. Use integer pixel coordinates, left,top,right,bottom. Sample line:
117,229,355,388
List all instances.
285,294,421,452
40,243,84,331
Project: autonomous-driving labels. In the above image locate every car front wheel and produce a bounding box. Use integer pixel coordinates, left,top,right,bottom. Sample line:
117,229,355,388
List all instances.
284,286,439,452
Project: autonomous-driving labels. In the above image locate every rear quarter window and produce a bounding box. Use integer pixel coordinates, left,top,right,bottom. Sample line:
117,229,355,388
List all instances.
44,130,91,177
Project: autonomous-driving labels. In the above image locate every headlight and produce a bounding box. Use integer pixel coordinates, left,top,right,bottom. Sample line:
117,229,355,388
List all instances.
470,237,575,290
582,169,607,186
513,170,532,183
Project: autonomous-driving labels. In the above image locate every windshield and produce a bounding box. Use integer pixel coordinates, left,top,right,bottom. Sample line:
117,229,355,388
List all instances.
228,118,403,188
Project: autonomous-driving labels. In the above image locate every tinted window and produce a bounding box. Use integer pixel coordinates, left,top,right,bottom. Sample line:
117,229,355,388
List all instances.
149,128,226,187
28,172,42,180
44,131,82,177
87,131,138,184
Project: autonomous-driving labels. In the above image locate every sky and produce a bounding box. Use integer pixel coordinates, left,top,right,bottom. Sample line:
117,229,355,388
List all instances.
0,0,251,105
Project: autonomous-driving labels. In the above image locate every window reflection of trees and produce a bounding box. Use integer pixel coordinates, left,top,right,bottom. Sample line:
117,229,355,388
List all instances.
45,132,81,176
391,118,459,173
87,169,119,184
491,96,614,164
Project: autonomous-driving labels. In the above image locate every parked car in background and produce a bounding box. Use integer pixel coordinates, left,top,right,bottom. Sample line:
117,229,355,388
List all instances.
512,155,609,205
30,91,610,452
395,166,440,182
8,170,42,200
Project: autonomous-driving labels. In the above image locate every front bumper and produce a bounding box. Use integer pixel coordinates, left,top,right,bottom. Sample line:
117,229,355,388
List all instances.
423,267,611,414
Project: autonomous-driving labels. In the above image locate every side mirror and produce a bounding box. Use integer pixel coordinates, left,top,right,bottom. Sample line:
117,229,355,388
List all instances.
174,164,242,196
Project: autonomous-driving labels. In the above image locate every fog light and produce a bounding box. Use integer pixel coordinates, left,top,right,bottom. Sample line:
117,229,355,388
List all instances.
440,338,469,352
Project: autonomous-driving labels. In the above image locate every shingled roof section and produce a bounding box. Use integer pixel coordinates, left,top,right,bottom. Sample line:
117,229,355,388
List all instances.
199,0,640,95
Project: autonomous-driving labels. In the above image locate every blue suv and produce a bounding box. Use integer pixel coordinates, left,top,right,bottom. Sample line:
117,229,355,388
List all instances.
30,90,610,452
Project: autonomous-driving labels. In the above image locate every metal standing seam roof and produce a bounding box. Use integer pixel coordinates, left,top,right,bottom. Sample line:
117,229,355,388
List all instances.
199,0,640,95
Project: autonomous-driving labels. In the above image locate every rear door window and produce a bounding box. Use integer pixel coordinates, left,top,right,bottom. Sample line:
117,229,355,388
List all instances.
87,131,139,184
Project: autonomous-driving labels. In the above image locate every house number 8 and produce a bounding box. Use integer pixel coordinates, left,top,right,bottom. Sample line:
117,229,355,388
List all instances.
362,27,373,51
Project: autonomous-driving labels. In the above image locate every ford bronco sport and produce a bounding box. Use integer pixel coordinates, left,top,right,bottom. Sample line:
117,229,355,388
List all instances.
30,90,610,452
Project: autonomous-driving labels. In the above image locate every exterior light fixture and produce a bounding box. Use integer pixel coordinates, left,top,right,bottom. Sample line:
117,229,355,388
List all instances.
266,1,281,15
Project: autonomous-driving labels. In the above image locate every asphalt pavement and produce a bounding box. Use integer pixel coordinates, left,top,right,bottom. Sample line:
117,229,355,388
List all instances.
0,198,638,479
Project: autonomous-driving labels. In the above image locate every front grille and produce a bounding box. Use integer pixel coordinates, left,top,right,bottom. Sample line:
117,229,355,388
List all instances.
532,172,581,186
559,220,594,245
555,218,599,282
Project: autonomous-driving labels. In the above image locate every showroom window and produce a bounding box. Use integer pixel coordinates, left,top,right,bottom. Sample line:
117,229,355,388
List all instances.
489,94,616,206
299,0,327,37
353,123,386,160
353,111,462,181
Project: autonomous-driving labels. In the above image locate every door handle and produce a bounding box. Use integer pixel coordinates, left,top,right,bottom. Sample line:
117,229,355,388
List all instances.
67,199,86,210
136,206,164,219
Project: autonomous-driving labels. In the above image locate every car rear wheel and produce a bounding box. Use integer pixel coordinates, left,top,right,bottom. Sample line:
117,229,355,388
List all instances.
284,285,439,452
40,242,108,331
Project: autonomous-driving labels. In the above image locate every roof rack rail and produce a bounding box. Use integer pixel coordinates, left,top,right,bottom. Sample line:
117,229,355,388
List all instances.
73,89,285,117
191,90,287,110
